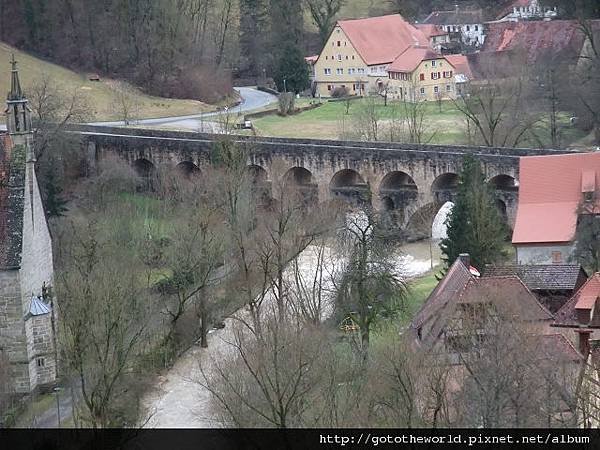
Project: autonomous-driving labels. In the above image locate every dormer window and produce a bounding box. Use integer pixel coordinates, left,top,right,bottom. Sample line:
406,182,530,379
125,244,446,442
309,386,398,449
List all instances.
583,191,594,202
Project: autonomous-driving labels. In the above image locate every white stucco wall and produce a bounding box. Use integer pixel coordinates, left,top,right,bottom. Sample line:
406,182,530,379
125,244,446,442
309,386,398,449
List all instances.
515,243,575,265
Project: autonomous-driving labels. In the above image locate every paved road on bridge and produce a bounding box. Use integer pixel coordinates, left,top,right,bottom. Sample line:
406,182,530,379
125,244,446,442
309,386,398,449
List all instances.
90,86,277,130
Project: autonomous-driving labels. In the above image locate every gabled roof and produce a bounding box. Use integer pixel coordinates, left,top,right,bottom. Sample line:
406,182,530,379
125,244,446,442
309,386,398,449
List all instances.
444,54,472,78
388,47,442,73
554,273,600,327
337,14,429,66
0,133,24,270
535,333,583,362
412,257,555,346
484,264,587,291
411,257,473,332
482,20,600,65
414,23,448,38
513,152,600,245
423,9,484,25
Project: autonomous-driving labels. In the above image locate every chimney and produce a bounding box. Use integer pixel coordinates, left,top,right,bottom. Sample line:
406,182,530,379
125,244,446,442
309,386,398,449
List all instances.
458,253,470,268
577,330,591,357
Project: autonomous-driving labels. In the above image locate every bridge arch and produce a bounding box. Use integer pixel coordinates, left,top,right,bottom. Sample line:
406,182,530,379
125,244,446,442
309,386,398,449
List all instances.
330,169,371,207
488,174,518,228
247,164,268,182
133,158,155,178
284,167,318,205
379,171,419,225
488,174,518,190
431,172,459,203
176,161,201,178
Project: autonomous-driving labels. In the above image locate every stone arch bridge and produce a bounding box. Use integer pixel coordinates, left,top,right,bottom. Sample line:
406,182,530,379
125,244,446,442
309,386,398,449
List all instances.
74,126,570,233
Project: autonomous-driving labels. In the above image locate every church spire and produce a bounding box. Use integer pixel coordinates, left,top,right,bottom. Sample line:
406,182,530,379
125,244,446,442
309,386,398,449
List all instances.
8,54,24,101
5,55,32,137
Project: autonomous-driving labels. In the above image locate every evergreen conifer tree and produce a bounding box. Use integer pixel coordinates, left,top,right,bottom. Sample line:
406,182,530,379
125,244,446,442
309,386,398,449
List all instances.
274,42,310,94
440,155,507,270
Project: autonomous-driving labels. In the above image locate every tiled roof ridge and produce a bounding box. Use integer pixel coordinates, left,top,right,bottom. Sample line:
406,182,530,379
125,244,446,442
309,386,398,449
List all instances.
467,274,554,319
411,259,473,328
540,332,584,360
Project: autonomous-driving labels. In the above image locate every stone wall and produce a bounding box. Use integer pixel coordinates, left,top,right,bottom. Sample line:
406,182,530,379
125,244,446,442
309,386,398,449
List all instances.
0,270,29,393
25,315,56,389
19,160,56,391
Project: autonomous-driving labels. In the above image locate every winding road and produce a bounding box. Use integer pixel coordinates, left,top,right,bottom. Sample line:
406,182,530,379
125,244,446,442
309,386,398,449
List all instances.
91,87,277,130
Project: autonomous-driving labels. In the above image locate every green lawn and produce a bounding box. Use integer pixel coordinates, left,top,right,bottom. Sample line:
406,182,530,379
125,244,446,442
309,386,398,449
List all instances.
253,98,466,142
404,271,439,323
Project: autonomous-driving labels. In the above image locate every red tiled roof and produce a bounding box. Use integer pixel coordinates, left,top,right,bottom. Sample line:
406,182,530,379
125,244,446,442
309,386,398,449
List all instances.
338,14,429,66
555,273,600,327
411,257,473,330
388,47,441,73
462,275,553,322
444,54,472,78
575,273,600,311
512,152,600,244
414,23,448,38
536,333,583,362
482,20,600,65
412,258,553,345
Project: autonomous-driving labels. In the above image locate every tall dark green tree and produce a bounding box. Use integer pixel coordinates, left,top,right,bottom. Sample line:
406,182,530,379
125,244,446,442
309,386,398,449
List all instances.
440,155,507,270
274,42,310,93
239,0,268,77
573,211,600,273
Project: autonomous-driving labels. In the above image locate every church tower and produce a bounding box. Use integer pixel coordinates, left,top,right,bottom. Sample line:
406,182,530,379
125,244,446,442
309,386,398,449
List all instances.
5,54,32,143
0,56,57,394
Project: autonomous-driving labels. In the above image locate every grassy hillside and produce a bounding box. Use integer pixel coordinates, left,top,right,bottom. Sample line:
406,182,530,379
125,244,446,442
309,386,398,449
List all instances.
0,42,213,122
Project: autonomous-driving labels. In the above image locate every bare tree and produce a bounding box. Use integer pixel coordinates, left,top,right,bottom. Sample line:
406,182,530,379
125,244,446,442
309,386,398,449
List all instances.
452,62,542,148
57,218,154,427
112,83,140,125
201,319,332,427
306,0,345,46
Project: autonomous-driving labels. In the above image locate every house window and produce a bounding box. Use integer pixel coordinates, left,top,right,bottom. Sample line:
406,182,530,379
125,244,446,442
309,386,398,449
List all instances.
420,73,425,81
446,84,452,92
434,86,439,94
337,54,342,61
552,251,563,264
327,85,332,91
37,357,45,367
431,72,440,80
432,60,436,67
420,87,425,95
345,55,348,60
475,25,479,31
336,68,343,75
324,68,331,75
466,25,470,31
443,70,453,78
337,41,341,47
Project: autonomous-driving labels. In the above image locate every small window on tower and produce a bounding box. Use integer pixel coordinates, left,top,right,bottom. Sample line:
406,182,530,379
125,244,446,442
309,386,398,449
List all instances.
37,357,46,367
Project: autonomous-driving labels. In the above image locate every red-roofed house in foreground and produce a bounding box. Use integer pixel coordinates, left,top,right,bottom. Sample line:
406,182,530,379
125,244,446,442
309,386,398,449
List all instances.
512,152,600,265
409,253,583,426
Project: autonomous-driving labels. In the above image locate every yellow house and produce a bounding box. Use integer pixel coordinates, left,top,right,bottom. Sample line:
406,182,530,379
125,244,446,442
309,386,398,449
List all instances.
387,48,470,102
312,14,429,97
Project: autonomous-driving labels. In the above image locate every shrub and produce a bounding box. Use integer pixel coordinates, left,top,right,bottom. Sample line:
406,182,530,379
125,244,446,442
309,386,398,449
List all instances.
331,86,349,98
278,92,295,116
